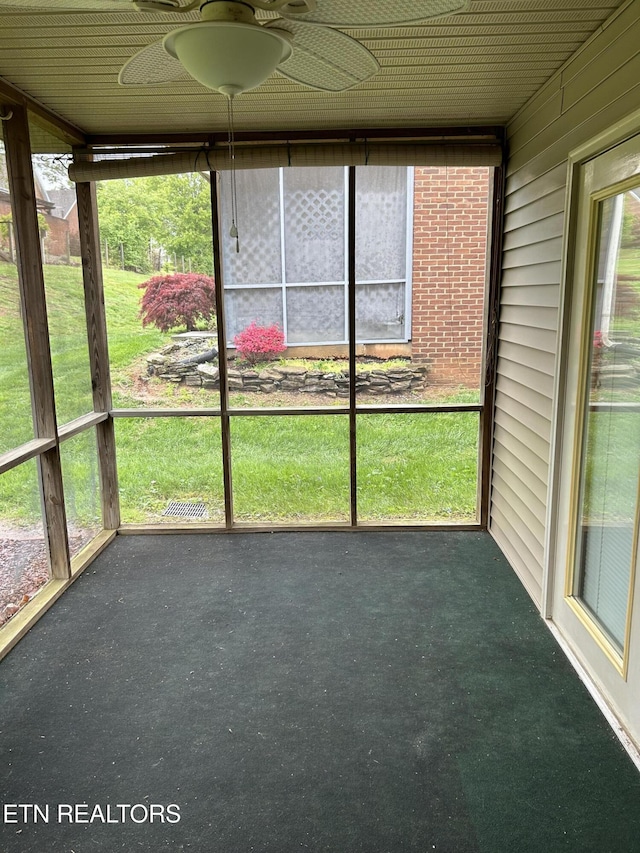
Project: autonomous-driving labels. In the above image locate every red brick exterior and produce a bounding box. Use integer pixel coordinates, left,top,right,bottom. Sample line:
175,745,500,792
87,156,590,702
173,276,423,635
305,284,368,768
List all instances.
411,166,491,386
0,196,79,261
44,213,70,258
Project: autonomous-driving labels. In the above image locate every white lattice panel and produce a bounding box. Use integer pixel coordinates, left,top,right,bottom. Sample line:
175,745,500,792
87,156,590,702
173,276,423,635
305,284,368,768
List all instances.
221,169,282,285
283,167,345,284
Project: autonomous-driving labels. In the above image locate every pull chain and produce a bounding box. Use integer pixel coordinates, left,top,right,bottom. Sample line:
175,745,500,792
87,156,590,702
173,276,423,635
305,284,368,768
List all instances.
226,94,240,253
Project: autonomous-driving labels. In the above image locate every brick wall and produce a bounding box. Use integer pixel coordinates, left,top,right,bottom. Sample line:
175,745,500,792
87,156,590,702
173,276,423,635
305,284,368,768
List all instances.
411,166,491,386
0,198,73,261
44,213,70,259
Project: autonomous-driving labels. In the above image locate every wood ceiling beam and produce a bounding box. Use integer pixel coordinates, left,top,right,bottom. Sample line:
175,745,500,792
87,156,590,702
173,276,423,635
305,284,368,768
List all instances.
0,75,85,147
84,125,506,148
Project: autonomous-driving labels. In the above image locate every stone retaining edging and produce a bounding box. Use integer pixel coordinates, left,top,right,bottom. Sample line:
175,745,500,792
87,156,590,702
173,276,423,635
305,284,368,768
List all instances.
147,352,429,396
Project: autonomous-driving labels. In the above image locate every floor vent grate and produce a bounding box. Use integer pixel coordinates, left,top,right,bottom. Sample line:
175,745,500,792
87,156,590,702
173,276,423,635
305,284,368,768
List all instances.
163,501,208,519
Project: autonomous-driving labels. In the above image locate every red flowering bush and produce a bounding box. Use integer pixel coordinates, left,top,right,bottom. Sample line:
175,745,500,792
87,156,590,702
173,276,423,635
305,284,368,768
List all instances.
233,322,286,365
139,273,216,333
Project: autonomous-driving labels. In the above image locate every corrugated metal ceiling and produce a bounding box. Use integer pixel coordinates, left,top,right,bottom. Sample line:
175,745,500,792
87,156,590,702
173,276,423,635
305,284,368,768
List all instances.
0,0,628,149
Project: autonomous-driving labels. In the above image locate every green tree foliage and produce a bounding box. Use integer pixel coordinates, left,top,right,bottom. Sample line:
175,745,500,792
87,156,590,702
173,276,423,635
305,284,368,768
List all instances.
622,205,640,249
96,173,213,275
157,173,213,274
32,154,74,189
97,178,162,273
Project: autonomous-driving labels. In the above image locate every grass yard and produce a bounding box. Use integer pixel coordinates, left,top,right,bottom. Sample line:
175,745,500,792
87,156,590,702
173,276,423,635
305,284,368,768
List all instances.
0,260,162,436
0,261,36,454
114,412,479,524
1,258,481,528
616,245,640,278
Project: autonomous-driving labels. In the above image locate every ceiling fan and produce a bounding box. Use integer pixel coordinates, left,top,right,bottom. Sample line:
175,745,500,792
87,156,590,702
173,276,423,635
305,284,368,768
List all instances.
0,0,471,95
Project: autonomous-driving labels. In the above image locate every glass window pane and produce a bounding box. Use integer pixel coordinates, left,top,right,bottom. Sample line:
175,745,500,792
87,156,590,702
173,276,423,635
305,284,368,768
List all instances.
115,417,224,524
60,430,102,559
98,172,218,410
356,282,406,341
357,413,479,522
286,285,345,343
220,169,282,285
356,166,407,281
225,287,283,343
0,142,34,452
231,415,350,523
0,458,49,626
575,188,640,649
283,167,345,283
578,410,639,647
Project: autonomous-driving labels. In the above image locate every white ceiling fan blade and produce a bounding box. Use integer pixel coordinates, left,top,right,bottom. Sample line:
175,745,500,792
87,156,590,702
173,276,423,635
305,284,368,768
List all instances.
119,40,194,86
267,20,378,92
0,0,185,9
0,0,133,7
279,0,469,27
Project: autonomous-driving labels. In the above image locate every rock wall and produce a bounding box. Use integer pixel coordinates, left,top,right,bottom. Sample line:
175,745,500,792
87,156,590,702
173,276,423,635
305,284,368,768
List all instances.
146,341,429,397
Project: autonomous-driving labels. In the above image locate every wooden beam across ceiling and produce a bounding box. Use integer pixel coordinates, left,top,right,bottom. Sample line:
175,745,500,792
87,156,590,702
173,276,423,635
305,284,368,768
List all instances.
85,126,505,147
0,75,85,148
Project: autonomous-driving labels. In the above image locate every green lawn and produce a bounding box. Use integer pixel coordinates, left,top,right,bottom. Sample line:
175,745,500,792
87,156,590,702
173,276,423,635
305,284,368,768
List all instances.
0,259,162,440
1,259,480,526
0,261,35,453
616,245,640,278
114,412,479,524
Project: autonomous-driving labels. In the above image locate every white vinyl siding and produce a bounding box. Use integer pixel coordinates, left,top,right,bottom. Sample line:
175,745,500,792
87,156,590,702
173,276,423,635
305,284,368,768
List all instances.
491,0,640,608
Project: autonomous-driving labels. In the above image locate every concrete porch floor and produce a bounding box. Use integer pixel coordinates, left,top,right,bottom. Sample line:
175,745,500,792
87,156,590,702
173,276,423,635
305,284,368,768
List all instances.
0,530,639,852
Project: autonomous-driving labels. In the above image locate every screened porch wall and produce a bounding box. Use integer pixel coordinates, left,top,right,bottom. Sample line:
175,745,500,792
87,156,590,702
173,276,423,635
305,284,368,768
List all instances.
219,165,412,351
411,167,490,386
493,0,640,608
219,164,491,387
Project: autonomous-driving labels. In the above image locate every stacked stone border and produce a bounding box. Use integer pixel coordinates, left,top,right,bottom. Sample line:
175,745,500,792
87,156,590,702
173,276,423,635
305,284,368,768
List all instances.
147,339,429,397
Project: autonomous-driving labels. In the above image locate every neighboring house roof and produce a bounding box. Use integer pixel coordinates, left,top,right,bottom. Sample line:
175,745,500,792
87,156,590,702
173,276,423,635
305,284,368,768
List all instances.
0,186,54,214
1,158,62,216
48,188,77,220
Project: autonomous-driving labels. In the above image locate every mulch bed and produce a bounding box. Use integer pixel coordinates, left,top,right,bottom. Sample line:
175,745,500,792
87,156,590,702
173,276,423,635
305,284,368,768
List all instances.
0,528,91,627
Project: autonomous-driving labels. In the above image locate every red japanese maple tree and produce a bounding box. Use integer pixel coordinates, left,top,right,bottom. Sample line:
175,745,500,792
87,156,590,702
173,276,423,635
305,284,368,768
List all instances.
139,273,216,333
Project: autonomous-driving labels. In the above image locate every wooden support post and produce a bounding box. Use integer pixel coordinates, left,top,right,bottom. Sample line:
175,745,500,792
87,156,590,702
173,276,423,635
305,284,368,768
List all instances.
3,102,70,579
480,163,506,528
211,173,234,528
75,180,120,529
348,166,357,527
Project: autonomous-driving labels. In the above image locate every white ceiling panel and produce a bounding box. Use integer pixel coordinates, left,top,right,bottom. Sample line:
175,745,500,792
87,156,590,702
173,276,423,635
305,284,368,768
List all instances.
0,0,626,147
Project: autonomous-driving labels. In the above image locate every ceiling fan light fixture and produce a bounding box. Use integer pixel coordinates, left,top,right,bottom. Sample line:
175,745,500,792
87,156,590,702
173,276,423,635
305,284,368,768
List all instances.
163,21,292,96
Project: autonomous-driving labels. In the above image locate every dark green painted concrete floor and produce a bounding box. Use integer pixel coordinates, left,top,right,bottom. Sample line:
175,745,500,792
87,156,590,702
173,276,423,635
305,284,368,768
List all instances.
1,531,639,852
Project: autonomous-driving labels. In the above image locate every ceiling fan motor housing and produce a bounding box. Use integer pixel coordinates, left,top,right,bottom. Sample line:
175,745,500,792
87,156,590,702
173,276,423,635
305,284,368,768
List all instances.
164,2,293,96
199,1,257,23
